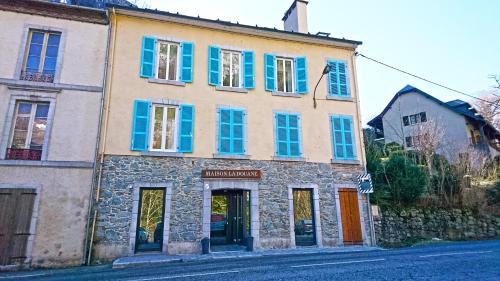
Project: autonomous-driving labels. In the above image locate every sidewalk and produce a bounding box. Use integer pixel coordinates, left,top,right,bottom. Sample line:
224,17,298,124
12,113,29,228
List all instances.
112,246,381,269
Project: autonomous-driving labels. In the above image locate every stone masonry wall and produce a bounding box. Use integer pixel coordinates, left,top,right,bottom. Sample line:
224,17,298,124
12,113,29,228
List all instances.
374,207,500,246
94,155,370,261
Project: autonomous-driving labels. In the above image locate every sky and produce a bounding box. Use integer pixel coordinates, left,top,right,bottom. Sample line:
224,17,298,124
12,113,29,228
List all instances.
146,0,500,125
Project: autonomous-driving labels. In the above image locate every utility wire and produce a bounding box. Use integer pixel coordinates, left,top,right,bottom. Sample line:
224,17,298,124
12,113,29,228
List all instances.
355,52,499,105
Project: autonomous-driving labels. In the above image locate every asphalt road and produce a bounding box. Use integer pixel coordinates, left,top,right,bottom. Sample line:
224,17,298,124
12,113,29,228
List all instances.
1,240,499,281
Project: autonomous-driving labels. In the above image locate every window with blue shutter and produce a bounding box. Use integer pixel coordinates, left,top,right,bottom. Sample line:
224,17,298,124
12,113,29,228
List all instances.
218,108,245,154
331,115,356,160
140,36,156,78
131,100,151,151
328,60,349,96
180,42,194,82
178,105,194,152
275,113,301,157
243,51,255,89
295,56,308,94
208,46,220,86
264,53,276,91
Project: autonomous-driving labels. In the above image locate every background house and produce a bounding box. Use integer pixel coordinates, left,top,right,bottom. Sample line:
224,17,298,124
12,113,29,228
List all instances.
368,85,500,163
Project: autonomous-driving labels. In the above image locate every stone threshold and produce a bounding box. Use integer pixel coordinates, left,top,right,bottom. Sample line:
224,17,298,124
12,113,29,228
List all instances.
112,246,381,269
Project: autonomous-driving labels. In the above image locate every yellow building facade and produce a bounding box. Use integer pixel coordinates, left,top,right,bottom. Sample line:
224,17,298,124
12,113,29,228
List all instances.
92,1,374,261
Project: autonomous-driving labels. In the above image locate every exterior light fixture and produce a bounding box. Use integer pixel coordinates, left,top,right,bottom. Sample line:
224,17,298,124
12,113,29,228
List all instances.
313,64,332,108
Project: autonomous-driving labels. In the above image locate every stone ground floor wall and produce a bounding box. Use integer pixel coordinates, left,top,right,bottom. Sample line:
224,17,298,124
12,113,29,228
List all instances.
0,166,93,268
93,155,374,262
374,207,500,246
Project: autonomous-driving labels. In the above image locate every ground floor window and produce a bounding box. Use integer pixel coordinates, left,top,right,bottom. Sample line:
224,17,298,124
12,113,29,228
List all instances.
135,188,166,252
293,189,316,246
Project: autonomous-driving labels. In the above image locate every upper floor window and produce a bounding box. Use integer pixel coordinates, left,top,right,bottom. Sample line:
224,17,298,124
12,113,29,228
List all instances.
403,112,427,126
157,41,179,81
275,112,301,157
331,115,356,160
140,36,193,83
222,50,241,88
150,104,178,152
21,30,61,83
327,60,349,97
264,54,307,94
130,100,194,153
208,46,254,89
7,101,49,160
276,57,294,93
218,108,245,154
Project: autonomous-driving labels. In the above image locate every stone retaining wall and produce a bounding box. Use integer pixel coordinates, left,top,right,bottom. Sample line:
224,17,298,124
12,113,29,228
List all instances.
374,207,500,246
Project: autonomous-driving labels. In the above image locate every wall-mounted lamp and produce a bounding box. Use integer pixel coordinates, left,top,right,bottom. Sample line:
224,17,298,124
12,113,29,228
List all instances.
313,64,332,108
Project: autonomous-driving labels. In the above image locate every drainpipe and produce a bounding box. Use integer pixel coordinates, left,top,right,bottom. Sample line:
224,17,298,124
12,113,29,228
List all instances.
351,52,376,247
84,7,117,265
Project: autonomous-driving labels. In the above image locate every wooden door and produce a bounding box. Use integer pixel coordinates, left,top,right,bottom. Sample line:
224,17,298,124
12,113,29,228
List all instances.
0,188,36,265
339,188,363,245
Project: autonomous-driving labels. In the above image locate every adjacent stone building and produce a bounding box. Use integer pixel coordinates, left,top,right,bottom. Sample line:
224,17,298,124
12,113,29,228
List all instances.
0,0,108,268
91,1,374,262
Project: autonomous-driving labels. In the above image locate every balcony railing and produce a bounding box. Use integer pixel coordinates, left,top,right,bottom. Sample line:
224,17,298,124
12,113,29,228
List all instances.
20,71,54,83
6,148,42,161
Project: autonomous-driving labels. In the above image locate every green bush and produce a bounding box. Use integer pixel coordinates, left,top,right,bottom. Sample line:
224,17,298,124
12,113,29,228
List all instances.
486,181,500,205
380,154,427,205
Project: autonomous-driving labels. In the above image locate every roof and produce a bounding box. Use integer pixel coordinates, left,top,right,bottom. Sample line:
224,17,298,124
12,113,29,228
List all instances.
0,0,108,25
367,85,500,140
108,4,362,48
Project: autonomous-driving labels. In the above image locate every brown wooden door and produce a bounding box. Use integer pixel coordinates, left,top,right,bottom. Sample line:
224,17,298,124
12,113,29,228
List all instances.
0,188,36,265
339,188,363,245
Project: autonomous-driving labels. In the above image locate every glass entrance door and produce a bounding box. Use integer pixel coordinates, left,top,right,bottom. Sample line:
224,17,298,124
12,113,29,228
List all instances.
293,189,316,246
210,190,249,245
135,188,166,252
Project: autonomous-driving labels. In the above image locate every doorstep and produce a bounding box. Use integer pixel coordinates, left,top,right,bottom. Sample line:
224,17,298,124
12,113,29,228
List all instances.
112,246,381,269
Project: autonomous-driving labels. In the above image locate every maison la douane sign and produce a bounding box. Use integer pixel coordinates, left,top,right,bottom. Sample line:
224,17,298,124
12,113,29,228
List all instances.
201,169,261,179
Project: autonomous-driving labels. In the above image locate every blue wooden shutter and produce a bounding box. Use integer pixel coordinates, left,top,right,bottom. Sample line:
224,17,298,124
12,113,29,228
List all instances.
130,100,151,151
140,36,156,78
328,61,339,96
338,61,349,96
232,110,245,154
275,113,288,156
208,46,220,86
180,42,194,82
218,109,231,153
242,51,255,89
288,114,301,156
295,57,308,94
343,116,355,159
331,116,345,159
178,105,194,152
264,53,276,92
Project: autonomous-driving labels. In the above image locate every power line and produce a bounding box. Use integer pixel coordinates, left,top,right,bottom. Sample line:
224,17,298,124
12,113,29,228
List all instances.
355,52,499,105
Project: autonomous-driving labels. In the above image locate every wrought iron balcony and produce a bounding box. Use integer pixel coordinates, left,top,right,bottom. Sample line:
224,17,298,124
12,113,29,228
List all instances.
20,71,55,83
6,148,42,161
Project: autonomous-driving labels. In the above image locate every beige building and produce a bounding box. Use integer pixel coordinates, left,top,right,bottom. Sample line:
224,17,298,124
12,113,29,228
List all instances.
91,1,374,262
0,0,107,268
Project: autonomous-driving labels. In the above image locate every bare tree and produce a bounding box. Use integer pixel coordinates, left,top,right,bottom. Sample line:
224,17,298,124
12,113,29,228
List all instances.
471,75,500,130
129,0,151,8
412,119,445,173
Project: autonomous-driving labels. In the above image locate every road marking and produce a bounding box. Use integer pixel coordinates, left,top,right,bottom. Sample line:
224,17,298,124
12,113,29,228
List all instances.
419,250,493,258
130,270,240,280
0,273,47,279
290,258,386,268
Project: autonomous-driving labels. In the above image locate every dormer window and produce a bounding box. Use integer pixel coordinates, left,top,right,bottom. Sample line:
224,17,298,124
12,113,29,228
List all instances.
21,30,61,83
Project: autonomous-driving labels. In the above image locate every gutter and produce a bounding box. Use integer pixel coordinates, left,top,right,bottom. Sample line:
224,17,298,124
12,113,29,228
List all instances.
83,8,114,265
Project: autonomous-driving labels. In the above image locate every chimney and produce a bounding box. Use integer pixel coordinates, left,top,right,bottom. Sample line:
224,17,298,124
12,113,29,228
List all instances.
282,0,309,33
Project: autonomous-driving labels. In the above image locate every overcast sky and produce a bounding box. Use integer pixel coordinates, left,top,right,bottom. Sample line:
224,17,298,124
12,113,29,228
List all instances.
147,0,500,125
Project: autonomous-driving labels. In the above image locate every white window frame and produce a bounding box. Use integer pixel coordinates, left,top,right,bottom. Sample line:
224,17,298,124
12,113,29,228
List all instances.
149,104,179,152
8,101,49,150
155,41,180,81
275,57,295,93
220,50,243,88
